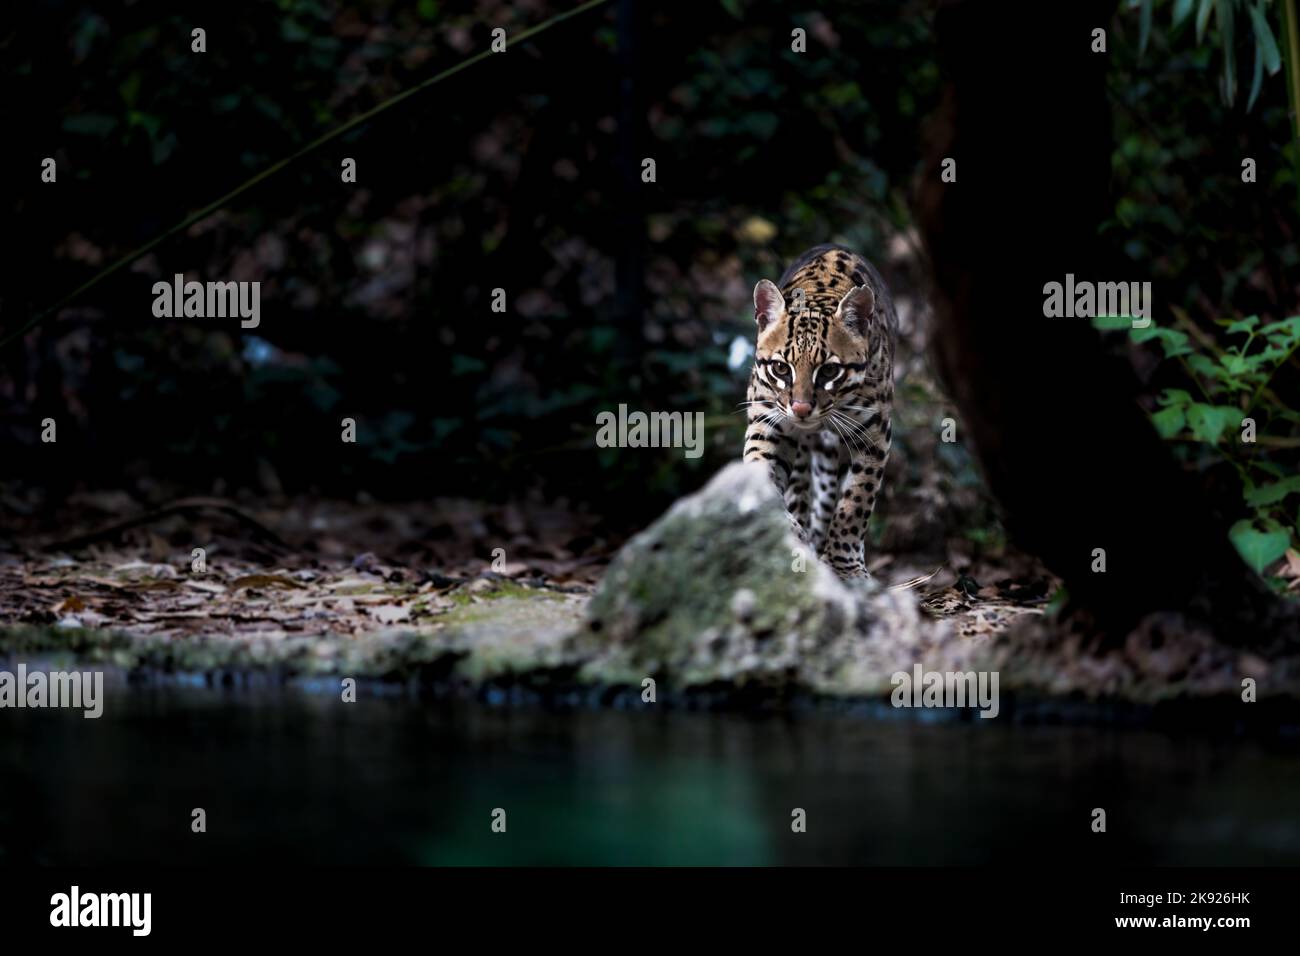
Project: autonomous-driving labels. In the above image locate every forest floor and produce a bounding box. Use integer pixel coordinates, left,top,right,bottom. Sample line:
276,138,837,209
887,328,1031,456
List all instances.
0,463,1066,660
0,489,1051,646
5,486,1300,716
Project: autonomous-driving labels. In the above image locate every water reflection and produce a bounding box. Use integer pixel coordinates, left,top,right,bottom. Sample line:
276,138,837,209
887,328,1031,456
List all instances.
3,683,1298,865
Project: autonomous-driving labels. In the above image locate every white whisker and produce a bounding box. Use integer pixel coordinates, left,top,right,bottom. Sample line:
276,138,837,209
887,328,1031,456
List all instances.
831,411,873,455
831,410,880,452
827,413,861,457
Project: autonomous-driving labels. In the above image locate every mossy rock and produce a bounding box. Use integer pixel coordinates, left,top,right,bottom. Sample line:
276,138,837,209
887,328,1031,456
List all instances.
0,592,587,685
575,461,933,694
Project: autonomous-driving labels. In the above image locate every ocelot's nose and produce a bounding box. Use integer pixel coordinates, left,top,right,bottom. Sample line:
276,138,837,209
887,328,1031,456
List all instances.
791,401,813,419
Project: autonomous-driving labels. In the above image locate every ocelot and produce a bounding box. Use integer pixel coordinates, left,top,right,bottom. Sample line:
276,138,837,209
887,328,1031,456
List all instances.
742,244,897,579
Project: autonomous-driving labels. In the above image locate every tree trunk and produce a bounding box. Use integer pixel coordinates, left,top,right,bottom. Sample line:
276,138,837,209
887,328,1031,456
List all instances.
914,0,1295,646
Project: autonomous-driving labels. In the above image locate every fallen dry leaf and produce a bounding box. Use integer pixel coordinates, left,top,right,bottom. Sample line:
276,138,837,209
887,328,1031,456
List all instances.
184,580,228,594
370,604,411,625
231,574,306,591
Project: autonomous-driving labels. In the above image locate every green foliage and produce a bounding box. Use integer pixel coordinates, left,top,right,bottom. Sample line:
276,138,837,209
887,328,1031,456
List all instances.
1128,0,1286,109
1230,518,1291,572
1124,0,1300,221
1095,311,1300,581
1102,2,1300,587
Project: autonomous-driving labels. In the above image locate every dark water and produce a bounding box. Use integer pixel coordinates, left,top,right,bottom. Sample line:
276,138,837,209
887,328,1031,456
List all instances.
3,676,1299,865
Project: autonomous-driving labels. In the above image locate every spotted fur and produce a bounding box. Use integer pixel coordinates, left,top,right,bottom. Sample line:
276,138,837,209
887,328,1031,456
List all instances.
742,244,897,578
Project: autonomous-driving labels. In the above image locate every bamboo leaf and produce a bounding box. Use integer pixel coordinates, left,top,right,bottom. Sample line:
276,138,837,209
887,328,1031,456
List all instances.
1249,1,1283,74
1221,0,1237,104
1249,30,1266,108
1196,0,1215,42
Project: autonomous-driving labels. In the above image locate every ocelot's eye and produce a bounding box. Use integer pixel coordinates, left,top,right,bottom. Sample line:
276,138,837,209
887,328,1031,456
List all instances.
768,360,791,381
816,363,843,388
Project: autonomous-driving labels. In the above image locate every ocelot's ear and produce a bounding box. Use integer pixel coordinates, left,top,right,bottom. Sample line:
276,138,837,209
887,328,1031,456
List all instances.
753,280,786,333
836,283,876,336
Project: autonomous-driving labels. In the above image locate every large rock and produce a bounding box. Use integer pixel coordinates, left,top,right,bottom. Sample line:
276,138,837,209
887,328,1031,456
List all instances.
576,461,946,695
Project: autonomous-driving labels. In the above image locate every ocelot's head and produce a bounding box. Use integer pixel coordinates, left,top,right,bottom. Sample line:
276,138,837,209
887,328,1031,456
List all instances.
750,279,876,431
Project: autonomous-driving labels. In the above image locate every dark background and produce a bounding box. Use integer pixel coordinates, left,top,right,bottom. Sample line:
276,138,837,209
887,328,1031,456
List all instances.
0,0,930,516
1,0,1296,555
1,0,1299,880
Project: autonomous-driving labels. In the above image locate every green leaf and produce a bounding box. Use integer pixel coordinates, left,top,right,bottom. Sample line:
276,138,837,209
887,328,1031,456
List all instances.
1132,326,1192,358
1230,519,1291,574
1157,388,1194,407
1259,315,1300,332
118,73,142,109
281,18,311,42
1258,316,1300,344
589,326,617,352
1249,3,1282,74
451,355,487,376
1151,404,1186,438
62,113,118,136
1139,0,1153,53
1224,315,1259,334
1186,353,1223,380
126,110,161,140
1247,345,1285,366
1244,476,1300,507
1091,314,1133,331
1220,352,1251,376
1186,403,1241,443
741,111,779,139
1173,0,1195,27
1248,36,1265,109
1220,0,1237,103
1195,0,1214,43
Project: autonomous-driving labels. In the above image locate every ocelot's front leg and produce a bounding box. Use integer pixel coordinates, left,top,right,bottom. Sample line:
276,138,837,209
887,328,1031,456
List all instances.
805,434,841,555
819,414,891,579
780,439,814,545
743,417,813,544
